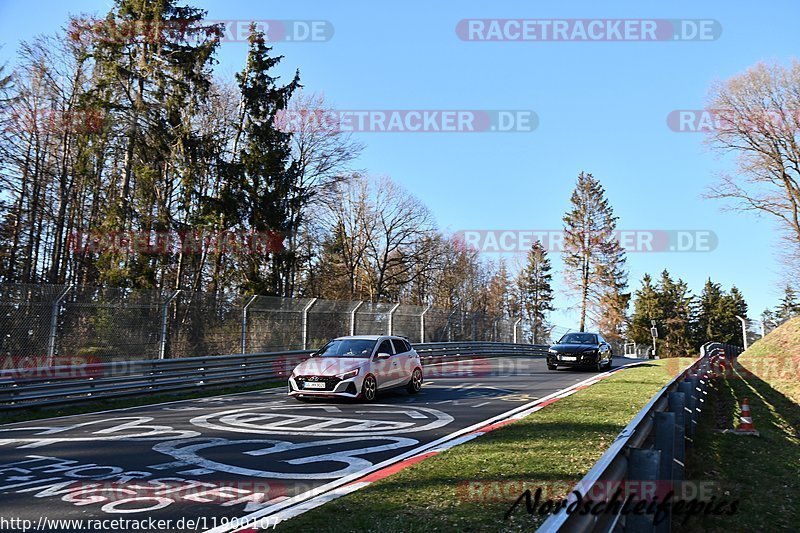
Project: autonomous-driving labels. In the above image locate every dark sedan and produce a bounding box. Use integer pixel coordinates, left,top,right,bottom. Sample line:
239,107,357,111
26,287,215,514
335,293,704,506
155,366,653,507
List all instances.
547,332,613,371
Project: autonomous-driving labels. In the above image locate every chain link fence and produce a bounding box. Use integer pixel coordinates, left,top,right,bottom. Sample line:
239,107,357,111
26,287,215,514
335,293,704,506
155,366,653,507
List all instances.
0,283,568,364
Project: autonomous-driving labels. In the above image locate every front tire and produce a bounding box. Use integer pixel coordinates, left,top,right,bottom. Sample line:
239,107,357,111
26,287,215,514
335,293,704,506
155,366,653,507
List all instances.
547,363,557,371
361,374,377,402
407,368,422,394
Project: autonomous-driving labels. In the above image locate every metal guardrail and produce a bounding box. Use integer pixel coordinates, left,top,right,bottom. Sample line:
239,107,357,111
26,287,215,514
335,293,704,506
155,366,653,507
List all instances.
0,342,549,411
537,341,743,533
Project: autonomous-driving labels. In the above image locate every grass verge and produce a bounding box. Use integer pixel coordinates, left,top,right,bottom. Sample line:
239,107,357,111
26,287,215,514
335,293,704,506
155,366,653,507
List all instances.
684,320,800,532
276,358,695,533
0,380,283,425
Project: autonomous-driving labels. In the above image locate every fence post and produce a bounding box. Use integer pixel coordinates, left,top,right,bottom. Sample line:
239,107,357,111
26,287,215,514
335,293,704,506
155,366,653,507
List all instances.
159,290,180,360
444,310,457,342
420,304,431,343
387,302,401,335
350,301,364,336
241,295,258,355
735,315,748,350
301,298,318,350
512,318,522,344
47,284,73,365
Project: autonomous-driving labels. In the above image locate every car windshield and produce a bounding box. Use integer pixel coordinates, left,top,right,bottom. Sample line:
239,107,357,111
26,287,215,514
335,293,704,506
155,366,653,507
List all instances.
558,333,598,345
315,339,376,358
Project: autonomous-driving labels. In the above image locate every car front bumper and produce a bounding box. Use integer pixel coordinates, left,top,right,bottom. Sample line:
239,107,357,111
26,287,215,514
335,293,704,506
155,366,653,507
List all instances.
288,374,362,398
547,353,600,367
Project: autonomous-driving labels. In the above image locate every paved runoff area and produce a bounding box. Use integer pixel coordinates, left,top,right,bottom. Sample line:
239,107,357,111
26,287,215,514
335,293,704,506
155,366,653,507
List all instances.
0,355,629,532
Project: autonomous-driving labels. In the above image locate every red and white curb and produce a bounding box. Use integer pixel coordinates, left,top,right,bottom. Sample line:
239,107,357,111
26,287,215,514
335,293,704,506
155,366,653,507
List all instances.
218,362,645,533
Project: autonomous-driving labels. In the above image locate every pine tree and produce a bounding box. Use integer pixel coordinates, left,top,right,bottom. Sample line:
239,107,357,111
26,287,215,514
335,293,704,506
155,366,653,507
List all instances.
224,24,301,295
776,285,800,320
517,241,555,343
630,271,693,356
729,286,748,318
596,290,630,346
630,274,660,345
695,279,744,345
657,271,693,356
697,279,724,342
562,171,627,331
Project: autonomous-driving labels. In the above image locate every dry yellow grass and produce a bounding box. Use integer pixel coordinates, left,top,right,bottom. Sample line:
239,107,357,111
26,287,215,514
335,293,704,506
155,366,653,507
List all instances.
739,316,800,404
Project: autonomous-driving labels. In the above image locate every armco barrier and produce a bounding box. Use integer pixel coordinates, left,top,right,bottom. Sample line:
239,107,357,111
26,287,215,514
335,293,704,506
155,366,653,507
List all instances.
0,341,549,411
536,341,743,533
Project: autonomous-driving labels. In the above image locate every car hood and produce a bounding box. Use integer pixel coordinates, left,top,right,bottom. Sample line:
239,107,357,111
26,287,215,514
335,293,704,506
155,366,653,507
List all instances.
292,357,366,377
549,343,598,353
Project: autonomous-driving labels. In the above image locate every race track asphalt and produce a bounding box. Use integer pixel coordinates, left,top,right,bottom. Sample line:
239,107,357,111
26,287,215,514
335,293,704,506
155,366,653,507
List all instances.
0,355,630,532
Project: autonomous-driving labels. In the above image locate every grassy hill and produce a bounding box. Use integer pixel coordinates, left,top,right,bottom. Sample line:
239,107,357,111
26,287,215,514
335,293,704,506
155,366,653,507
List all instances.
739,316,800,404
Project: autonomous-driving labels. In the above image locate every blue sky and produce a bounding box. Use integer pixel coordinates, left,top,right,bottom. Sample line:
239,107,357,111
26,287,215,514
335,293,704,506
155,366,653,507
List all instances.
1,0,797,329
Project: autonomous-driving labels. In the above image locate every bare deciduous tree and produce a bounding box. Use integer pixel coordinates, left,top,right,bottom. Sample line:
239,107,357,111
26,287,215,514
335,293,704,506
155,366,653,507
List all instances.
706,61,800,268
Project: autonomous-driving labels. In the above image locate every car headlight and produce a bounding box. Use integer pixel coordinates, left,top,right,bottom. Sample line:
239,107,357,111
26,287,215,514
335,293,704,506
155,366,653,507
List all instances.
548,349,557,354
338,368,359,380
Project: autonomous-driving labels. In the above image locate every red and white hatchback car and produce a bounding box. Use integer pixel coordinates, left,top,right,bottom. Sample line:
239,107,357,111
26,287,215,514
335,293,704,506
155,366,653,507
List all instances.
288,335,424,402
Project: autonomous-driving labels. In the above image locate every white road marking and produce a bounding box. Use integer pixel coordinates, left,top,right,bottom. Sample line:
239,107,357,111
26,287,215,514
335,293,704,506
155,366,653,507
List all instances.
153,436,419,480
244,495,289,512
471,401,491,408
354,410,426,419
177,468,214,475
0,417,200,448
190,405,454,437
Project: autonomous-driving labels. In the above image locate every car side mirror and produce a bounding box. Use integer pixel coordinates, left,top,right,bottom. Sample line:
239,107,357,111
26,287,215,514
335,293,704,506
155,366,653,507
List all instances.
376,352,391,359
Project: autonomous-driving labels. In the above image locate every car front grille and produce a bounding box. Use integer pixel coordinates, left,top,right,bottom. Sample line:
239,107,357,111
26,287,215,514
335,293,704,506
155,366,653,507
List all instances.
296,375,342,391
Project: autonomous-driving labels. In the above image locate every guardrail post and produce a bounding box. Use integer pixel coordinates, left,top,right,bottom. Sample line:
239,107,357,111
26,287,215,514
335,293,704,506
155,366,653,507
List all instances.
512,318,522,344
688,376,701,417
668,391,686,482
420,304,431,343
350,301,364,336
678,381,696,439
653,411,677,533
241,295,258,355
158,290,180,360
301,298,318,350
387,302,401,335
626,448,661,532
47,284,73,365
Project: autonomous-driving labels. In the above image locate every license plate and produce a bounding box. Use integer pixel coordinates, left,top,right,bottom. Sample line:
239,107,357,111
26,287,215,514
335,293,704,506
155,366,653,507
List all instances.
303,382,326,389
561,356,577,361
